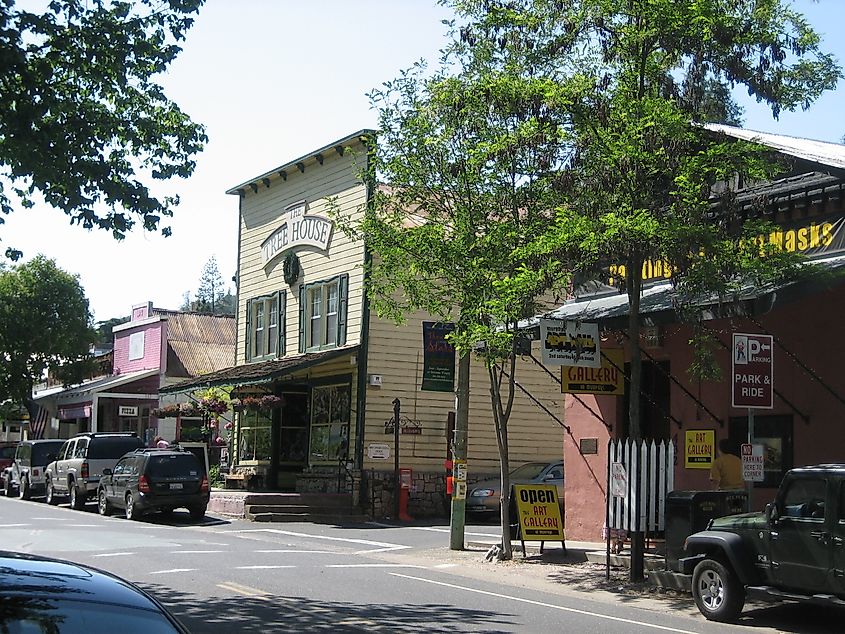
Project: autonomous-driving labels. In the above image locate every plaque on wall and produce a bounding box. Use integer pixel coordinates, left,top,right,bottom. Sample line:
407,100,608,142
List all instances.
579,438,599,455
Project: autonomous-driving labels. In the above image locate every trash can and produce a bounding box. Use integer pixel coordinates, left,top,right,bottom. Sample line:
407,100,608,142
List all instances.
665,490,747,572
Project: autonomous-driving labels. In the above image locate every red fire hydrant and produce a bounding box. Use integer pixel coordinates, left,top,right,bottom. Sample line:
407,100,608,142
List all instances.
399,467,414,521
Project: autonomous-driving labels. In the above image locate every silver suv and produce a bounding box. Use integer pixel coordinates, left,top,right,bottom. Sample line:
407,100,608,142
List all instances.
45,433,145,509
4,439,65,499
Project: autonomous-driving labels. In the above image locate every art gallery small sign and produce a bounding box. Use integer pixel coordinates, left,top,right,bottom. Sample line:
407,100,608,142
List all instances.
261,200,333,267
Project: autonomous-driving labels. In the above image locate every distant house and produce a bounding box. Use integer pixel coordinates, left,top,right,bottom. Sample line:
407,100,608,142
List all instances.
31,302,235,444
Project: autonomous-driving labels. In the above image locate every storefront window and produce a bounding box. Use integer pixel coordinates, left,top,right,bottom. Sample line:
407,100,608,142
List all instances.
309,384,350,464
239,410,272,462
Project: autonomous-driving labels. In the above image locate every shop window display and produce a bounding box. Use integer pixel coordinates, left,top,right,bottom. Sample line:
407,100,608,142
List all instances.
309,384,350,464
239,410,272,462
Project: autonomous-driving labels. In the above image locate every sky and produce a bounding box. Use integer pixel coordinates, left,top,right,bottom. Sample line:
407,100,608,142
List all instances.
3,0,844,323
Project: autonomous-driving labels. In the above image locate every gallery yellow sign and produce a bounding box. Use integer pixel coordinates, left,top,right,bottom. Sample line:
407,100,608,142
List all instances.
685,429,715,469
513,484,565,541
561,349,624,395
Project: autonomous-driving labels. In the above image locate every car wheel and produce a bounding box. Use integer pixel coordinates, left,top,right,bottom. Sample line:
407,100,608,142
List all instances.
692,558,746,622
97,489,112,516
4,476,13,498
19,477,30,500
189,505,206,521
69,483,85,510
45,479,58,505
125,493,140,521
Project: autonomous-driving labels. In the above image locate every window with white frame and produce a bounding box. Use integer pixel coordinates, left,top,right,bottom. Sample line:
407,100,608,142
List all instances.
246,292,284,361
299,275,347,352
238,410,272,462
308,383,351,464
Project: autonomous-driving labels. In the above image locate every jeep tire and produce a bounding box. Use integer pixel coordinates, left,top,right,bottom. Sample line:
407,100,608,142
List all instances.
692,558,745,622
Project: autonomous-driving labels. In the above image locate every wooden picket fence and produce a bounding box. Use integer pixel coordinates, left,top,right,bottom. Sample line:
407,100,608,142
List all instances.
606,438,674,534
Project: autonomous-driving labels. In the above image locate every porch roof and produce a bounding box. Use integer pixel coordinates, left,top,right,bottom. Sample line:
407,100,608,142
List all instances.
159,345,360,394
522,253,845,330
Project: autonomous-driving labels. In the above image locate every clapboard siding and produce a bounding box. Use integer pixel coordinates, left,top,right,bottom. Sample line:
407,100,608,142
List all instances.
236,144,368,364
363,310,564,475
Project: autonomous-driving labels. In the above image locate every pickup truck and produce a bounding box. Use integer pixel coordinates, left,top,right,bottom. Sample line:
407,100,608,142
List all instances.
679,464,845,622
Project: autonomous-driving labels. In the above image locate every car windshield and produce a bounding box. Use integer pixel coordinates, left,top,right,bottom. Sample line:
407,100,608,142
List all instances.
87,437,144,460
32,442,64,464
148,455,202,478
0,446,15,459
509,463,549,480
0,598,182,633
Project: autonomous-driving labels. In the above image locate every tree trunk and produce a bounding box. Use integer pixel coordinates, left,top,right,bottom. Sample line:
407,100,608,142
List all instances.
490,366,513,560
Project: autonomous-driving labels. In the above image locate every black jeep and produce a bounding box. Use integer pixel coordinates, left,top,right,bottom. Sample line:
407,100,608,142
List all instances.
680,464,845,622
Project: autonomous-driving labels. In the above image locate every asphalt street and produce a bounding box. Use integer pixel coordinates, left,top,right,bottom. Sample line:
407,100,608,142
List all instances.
0,496,841,633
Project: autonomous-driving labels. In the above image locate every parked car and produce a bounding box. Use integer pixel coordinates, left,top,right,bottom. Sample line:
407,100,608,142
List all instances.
679,464,845,622
98,446,210,521
0,441,18,491
3,439,64,499
0,549,189,632
467,460,564,517
45,432,145,509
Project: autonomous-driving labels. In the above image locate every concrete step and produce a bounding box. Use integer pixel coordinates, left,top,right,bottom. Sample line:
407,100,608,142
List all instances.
585,550,666,571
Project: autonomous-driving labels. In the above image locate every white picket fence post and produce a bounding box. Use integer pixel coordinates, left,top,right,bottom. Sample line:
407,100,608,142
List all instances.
607,437,674,533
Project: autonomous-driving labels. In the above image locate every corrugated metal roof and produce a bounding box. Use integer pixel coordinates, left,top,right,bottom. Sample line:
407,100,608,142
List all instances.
153,310,236,378
159,345,360,394
523,254,845,330
705,124,845,171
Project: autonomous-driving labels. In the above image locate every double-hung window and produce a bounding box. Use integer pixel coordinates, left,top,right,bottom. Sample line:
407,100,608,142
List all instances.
299,274,348,352
246,291,285,362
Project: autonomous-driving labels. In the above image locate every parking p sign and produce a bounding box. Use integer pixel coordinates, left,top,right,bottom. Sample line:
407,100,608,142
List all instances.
732,333,774,409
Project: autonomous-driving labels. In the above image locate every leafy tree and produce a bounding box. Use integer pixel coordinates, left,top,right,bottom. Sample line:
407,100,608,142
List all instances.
93,316,129,348
339,19,575,557
0,255,95,417
0,0,207,259
451,0,840,575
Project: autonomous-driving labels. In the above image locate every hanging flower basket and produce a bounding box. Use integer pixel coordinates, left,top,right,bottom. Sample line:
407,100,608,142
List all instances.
230,395,285,412
151,403,181,418
199,397,228,417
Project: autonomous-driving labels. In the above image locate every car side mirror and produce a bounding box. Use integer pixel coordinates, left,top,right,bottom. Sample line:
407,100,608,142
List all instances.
766,502,779,525
102,468,112,476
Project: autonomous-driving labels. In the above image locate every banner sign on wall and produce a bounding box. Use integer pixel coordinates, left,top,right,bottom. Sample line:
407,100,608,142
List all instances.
561,349,624,395
540,319,601,368
421,322,456,392
685,429,715,469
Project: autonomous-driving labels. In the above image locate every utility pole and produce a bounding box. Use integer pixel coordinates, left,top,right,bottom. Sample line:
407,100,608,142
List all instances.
449,352,470,550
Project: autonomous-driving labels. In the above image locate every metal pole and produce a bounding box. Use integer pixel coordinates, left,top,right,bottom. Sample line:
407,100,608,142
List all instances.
450,352,470,550
393,398,400,521
747,408,755,513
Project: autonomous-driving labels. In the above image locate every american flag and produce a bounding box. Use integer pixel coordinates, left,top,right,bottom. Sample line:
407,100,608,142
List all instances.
30,404,50,440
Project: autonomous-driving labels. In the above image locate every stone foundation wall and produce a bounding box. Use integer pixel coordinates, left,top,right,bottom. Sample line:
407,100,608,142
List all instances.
361,470,449,519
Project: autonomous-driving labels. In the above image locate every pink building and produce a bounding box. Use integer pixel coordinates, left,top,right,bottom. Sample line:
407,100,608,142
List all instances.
554,127,845,541
32,302,235,444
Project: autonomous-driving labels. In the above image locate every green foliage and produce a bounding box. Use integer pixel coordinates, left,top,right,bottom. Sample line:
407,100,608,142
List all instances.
448,0,839,439
0,0,207,259
0,255,94,408
209,464,222,486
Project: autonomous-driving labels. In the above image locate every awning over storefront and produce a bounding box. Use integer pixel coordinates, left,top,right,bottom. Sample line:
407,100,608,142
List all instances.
159,345,361,394
523,253,845,331
47,369,159,408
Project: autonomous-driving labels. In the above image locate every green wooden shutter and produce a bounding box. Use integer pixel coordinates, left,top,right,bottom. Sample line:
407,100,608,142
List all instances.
244,299,253,361
337,274,348,346
298,285,306,353
278,290,286,356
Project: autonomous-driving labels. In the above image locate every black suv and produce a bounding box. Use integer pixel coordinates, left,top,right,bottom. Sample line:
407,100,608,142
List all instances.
97,446,209,521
